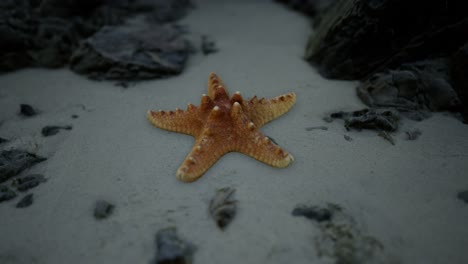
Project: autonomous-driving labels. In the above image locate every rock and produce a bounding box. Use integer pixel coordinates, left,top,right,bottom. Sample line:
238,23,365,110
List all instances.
93,200,114,219
41,125,72,137
275,0,337,17
13,174,46,192
0,137,8,144
305,0,468,80
292,205,332,222
329,108,399,132
0,0,193,75
357,59,461,120
201,35,218,55
209,187,237,230
70,21,190,81
457,190,468,204
0,150,47,184
451,42,468,123
0,185,17,202
153,227,194,264
16,193,33,208
20,104,38,117
343,135,353,141
293,203,389,263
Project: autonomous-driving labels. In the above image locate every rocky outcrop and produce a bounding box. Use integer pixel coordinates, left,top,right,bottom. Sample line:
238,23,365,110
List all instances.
0,0,193,80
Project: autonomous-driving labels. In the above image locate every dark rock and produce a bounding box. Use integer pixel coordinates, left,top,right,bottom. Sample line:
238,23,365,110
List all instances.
451,42,468,123
305,126,328,131
20,104,38,117
0,0,193,75
13,174,46,192
292,205,332,222
70,21,190,81
16,193,33,208
0,150,47,184
343,135,353,141
153,227,194,264
329,108,399,132
93,200,114,219
306,0,468,80
41,125,72,137
71,114,79,119
0,137,8,144
209,187,237,230
405,129,422,140
275,0,337,17
457,190,468,204
201,35,218,55
0,185,17,202
357,59,462,120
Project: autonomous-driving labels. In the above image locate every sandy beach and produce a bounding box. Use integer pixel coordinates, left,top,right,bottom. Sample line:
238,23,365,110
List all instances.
1,0,468,263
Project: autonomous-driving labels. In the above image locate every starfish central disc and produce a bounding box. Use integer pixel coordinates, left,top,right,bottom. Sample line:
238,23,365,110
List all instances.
147,72,296,182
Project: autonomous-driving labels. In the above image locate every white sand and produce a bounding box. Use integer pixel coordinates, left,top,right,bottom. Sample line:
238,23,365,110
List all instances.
1,0,468,263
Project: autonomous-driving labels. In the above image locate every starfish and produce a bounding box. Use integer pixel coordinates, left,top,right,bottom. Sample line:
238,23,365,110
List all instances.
147,73,296,182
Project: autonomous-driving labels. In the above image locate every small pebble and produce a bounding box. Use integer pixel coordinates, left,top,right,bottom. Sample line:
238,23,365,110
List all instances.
16,193,33,208
94,200,115,219
305,126,328,131
201,35,218,55
20,104,38,117
292,205,333,222
71,114,79,119
0,185,17,202
344,135,353,141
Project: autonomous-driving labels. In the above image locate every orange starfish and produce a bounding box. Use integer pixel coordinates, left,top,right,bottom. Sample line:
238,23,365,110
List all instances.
147,72,296,182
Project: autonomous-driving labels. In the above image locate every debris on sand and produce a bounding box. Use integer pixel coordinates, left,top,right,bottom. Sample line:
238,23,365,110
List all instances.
13,174,47,192
16,193,33,208
19,104,39,117
152,227,195,264
209,187,237,230
457,190,468,204
292,203,391,264
201,35,218,55
343,135,353,141
0,185,17,203
0,150,47,183
405,129,422,141
377,131,395,145
329,108,399,132
93,200,115,220
41,125,72,137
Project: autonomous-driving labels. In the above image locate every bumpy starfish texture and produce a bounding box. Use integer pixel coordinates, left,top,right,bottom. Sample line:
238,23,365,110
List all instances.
147,72,296,182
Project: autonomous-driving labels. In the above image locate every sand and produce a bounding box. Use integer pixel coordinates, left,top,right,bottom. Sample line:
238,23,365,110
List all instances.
1,0,468,263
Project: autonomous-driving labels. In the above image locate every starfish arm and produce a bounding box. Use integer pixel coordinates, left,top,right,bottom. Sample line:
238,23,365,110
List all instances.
147,108,202,136
230,102,294,168
208,72,230,100
234,129,294,168
247,92,296,127
176,134,229,182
